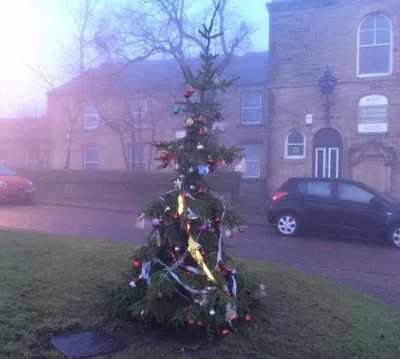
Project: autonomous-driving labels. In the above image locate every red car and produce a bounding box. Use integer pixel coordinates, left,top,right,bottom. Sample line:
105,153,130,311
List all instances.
0,163,36,203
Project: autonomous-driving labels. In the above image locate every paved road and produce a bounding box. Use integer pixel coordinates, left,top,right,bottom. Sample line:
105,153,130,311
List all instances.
1,203,400,308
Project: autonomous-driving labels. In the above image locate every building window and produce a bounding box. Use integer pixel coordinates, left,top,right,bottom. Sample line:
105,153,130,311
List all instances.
358,13,393,77
241,143,261,178
131,98,148,117
241,93,262,124
25,149,39,168
83,147,99,169
129,144,147,170
285,131,306,159
83,104,100,130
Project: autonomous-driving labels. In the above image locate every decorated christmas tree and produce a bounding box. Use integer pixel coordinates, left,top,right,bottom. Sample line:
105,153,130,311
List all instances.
106,4,261,337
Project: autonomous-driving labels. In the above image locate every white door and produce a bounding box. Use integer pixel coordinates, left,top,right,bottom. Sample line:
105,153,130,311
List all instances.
315,147,340,178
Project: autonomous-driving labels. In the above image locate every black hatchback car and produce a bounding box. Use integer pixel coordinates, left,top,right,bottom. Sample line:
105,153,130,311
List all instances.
267,177,400,248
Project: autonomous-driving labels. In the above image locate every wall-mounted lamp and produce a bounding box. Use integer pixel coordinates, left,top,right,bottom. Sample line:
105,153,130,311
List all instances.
318,68,337,124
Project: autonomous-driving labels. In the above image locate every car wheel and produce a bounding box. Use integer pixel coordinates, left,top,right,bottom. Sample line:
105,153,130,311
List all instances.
276,213,299,237
388,225,400,249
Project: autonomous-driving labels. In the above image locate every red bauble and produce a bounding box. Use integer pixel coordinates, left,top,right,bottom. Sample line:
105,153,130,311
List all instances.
131,259,141,269
239,227,245,233
187,87,195,95
214,217,221,224
197,320,204,327
197,188,205,194
159,217,164,223
155,141,162,146
200,249,206,256
198,128,205,136
221,328,230,336
173,213,180,221
187,318,195,325
209,165,215,173
160,152,168,160
161,162,168,169
244,314,252,322
208,157,215,165
156,290,163,298
197,115,204,123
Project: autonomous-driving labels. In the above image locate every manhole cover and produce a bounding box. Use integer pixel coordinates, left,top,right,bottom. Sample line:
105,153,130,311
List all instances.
51,330,125,359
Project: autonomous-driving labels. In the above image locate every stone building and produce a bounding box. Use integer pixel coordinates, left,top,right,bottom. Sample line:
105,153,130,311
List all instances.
267,0,400,196
48,52,269,195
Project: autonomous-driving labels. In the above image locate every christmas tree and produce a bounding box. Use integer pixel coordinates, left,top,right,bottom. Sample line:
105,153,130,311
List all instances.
106,3,260,337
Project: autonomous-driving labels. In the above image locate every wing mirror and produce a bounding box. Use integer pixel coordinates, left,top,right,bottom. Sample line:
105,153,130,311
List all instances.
369,197,382,207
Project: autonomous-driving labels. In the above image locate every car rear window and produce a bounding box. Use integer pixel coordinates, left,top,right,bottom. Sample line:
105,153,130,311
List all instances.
297,180,332,197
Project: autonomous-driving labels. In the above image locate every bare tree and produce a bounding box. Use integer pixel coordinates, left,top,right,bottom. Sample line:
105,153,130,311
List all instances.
96,91,162,171
98,0,254,74
21,0,104,169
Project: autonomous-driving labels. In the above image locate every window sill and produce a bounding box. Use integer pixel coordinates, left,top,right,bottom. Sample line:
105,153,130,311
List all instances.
237,123,267,129
282,158,307,164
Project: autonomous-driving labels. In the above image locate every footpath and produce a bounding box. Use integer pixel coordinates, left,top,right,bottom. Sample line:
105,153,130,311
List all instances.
36,198,268,227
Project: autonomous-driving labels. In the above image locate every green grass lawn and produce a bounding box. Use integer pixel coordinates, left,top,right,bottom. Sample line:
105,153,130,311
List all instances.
1,231,400,359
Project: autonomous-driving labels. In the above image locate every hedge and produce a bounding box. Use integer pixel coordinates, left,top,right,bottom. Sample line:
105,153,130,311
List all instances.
15,168,242,194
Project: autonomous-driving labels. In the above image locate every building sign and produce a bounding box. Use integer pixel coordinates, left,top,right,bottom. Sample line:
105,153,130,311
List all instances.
358,95,388,133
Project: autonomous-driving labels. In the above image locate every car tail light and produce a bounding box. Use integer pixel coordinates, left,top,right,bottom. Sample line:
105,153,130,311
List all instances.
272,191,288,202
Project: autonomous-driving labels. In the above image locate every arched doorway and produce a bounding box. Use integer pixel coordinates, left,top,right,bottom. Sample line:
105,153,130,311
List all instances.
313,128,342,178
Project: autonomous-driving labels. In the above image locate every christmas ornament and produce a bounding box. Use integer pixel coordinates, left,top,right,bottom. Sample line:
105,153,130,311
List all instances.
208,157,215,165
183,87,195,98
239,226,245,233
209,308,216,316
152,218,160,228
159,217,164,223
160,152,168,160
186,118,194,127
174,178,183,189
155,141,162,146
189,184,196,191
197,320,204,327
197,187,205,194
221,328,230,336
259,284,267,297
200,224,208,232
173,213,180,221
200,248,206,256
209,165,215,173
131,259,141,269
156,290,163,298
198,164,209,175
196,143,204,150
225,309,238,321
174,246,180,252
214,217,221,224
173,105,179,114
225,229,233,238
179,174,185,180
213,74,220,86
187,318,195,325
244,314,252,322
246,289,251,294
198,128,205,136
135,213,146,229
197,115,204,123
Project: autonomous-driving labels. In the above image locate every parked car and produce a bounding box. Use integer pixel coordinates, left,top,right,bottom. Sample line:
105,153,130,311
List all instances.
267,177,400,248
0,163,36,203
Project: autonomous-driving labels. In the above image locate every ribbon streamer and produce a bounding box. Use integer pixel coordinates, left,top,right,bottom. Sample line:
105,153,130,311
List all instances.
156,258,203,294
216,200,226,266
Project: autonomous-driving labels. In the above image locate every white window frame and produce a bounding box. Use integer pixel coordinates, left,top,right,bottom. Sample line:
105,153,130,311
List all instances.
242,143,261,178
129,144,147,170
241,92,262,124
25,149,39,168
357,13,393,77
83,147,99,170
83,103,100,130
285,131,306,160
